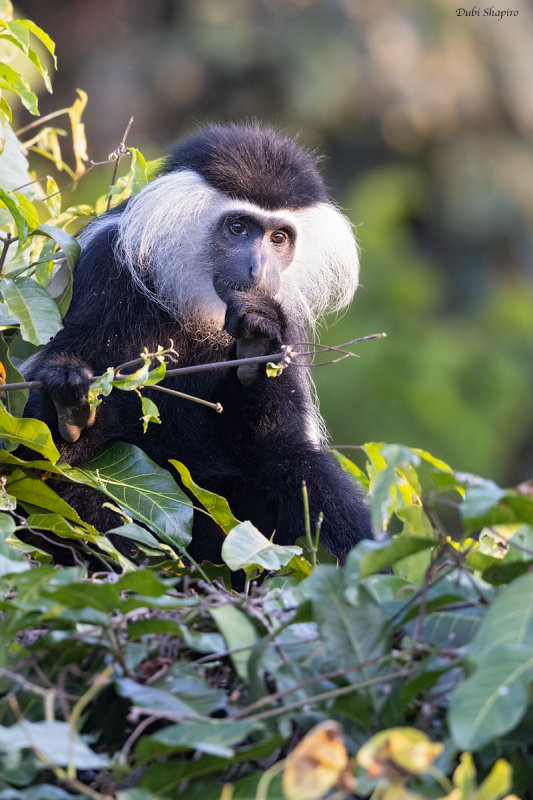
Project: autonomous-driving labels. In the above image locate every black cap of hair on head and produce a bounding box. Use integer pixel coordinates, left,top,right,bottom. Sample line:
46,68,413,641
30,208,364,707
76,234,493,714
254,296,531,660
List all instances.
164,123,329,211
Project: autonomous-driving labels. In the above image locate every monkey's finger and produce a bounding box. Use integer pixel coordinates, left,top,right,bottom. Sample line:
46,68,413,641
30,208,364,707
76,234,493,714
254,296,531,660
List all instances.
236,334,270,385
51,399,96,443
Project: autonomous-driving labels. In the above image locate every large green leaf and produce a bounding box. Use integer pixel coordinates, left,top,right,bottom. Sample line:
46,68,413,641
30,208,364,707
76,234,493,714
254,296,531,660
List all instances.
136,719,261,762
461,480,507,521
221,521,301,571
469,572,533,661
306,565,392,707
0,402,59,461
34,225,81,270
86,443,193,551
1,277,62,345
448,644,533,750
0,721,109,769
448,574,533,750
115,677,198,719
171,460,240,533
7,469,87,523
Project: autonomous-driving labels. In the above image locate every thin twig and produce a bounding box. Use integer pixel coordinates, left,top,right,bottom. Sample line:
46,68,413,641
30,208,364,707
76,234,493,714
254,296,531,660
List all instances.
0,233,15,273
148,383,223,413
16,107,73,136
0,334,386,396
242,669,408,723
107,116,134,211
118,714,159,765
232,650,399,719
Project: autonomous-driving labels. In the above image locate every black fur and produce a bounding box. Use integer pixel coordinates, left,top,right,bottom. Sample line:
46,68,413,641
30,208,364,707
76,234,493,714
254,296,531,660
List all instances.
164,122,328,210
23,124,372,566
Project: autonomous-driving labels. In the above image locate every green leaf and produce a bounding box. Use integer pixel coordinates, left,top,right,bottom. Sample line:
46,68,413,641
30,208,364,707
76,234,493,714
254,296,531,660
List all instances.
46,259,73,317
209,604,258,681
6,469,86,523
2,22,29,52
88,367,114,409
0,521,31,576
34,224,81,270
108,521,172,554
1,24,54,93
171,460,240,533
1,277,62,345
332,449,368,484
306,565,392,706
115,359,166,391
0,721,109,769
130,147,148,194
358,532,434,579
140,395,161,432
366,443,422,531
0,187,28,245
0,63,38,115
18,19,57,66
222,521,301,571
14,192,39,230
448,643,533,751
117,790,162,800
115,678,198,718
394,505,435,583
0,402,59,461
26,45,54,93
86,443,193,550
410,607,482,648
0,333,28,418
462,480,507,520
0,95,12,123
469,571,533,662
136,719,260,761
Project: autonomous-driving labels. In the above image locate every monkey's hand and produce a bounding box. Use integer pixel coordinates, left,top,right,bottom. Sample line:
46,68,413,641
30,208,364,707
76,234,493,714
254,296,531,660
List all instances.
224,291,285,386
35,358,96,443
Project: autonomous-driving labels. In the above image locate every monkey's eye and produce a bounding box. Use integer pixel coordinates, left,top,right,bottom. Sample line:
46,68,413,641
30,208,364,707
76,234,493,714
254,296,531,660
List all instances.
270,230,288,245
229,221,247,235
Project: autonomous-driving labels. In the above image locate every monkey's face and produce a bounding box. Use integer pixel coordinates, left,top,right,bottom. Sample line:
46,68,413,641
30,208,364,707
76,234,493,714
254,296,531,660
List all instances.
210,210,297,303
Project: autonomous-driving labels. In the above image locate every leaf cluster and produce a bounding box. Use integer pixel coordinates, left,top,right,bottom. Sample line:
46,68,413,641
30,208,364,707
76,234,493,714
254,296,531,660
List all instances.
1,415,533,798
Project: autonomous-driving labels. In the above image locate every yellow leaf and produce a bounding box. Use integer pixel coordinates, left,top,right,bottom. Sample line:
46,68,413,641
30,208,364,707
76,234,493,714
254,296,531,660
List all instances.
282,721,352,800
68,88,88,178
388,730,443,775
358,728,442,780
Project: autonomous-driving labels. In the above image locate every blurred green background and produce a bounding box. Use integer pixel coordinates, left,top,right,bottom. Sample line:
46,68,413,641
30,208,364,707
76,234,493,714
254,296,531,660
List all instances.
15,0,533,484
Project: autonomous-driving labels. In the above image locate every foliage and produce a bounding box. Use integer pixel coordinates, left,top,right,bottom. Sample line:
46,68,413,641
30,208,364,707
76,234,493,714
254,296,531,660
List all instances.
2,425,533,798
0,9,532,800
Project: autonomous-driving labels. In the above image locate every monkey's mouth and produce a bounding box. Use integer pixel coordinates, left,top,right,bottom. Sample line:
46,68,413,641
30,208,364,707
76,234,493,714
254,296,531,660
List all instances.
213,274,277,304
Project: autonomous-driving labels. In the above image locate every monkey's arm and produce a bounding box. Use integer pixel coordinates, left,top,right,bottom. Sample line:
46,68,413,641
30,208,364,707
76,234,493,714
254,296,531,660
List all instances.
220,291,373,561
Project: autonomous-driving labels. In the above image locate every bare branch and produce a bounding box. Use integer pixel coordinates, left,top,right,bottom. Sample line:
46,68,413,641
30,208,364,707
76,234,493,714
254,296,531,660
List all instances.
107,116,134,211
0,333,387,406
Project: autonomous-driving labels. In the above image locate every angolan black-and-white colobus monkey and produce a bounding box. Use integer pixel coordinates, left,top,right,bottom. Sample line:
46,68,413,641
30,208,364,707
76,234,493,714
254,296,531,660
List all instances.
24,122,373,564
